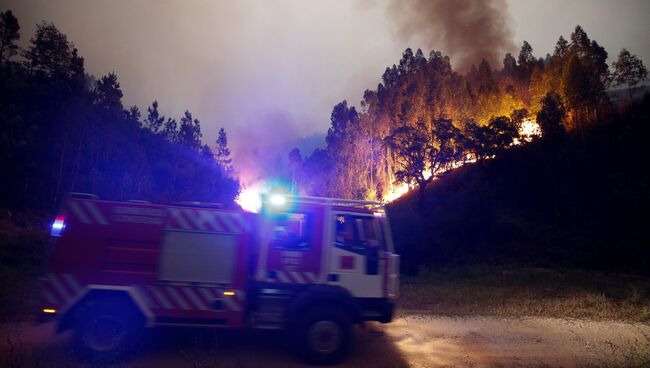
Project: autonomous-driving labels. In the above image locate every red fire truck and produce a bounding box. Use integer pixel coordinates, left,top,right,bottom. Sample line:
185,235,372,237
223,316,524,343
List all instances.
41,193,399,364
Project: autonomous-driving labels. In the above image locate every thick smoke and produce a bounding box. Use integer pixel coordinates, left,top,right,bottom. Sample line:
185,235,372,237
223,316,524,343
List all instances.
388,0,516,72
231,110,324,187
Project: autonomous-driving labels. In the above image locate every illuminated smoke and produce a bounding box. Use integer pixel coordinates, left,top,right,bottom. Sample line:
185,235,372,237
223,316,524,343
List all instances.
388,0,516,72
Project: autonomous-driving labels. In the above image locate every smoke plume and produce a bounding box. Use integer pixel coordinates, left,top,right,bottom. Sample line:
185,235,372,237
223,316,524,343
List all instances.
388,0,516,72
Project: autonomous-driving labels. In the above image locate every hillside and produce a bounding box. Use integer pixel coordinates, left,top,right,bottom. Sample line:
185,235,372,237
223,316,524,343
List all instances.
388,98,650,275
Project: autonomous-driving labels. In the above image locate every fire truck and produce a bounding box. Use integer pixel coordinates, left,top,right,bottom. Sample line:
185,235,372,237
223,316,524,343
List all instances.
41,193,399,364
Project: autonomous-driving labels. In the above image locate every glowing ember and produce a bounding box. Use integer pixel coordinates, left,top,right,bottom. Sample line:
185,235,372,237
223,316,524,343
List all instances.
516,118,542,144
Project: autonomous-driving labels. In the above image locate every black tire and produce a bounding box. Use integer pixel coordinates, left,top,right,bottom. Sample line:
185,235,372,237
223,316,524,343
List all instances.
298,305,352,365
74,300,143,362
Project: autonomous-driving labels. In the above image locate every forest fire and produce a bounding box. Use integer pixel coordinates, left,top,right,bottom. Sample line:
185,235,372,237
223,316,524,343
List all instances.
382,118,540,203
235,116,543,208
236,186,262,212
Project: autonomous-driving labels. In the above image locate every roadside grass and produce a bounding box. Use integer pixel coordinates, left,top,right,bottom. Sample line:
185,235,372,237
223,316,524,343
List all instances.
399,266,650,323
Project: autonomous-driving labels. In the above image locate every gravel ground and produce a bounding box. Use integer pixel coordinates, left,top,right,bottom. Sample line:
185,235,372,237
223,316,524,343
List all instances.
1,312,649,367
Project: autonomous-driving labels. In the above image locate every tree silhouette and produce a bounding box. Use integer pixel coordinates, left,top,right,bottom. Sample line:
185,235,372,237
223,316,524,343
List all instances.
554,36,569,58
215,127,233,174
612,48,648,100
0,14,239,209
486,116,519,153
0,10,20,65
25,22,84,81
178,110,202,152
145,101,165,133
94,72,123,115
537,92,566,140
385,123,433,208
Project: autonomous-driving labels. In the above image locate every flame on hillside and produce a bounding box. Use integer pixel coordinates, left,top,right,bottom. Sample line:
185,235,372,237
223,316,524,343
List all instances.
236,183,262,212
235,119,541,208
383,118,541,203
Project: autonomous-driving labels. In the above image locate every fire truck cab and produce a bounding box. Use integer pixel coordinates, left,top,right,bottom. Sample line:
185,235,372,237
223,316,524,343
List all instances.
41,193,399,364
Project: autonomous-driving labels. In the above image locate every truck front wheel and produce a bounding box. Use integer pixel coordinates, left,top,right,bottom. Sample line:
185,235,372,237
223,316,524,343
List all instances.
299,306,352,365
74,301,143,362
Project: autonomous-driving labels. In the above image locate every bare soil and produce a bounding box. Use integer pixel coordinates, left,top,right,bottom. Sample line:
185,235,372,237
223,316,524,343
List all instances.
2,313,649,367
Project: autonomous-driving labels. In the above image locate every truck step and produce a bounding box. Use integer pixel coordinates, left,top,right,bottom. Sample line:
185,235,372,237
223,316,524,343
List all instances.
252,312,285,329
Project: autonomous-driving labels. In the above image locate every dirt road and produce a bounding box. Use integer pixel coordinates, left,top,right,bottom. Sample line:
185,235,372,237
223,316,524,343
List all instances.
2,313,649,367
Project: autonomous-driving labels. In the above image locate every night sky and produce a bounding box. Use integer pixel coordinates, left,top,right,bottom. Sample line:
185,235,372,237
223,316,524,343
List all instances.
4,0,649,183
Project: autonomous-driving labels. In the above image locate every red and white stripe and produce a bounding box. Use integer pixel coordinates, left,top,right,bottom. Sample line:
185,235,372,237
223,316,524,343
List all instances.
42,273,84,305
68,201,109,225
139,285,246,312
167,208,250,234
269,270,319,284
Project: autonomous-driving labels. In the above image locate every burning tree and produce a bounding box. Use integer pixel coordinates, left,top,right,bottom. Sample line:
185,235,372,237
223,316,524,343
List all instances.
291,25,635,204
385,119,464,209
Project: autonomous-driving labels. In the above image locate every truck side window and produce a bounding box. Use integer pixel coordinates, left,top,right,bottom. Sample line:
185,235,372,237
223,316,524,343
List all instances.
270,213,312,250
334,215,365,254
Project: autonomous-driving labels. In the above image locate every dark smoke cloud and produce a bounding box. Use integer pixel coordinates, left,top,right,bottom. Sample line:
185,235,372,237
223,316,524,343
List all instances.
388,0,517,72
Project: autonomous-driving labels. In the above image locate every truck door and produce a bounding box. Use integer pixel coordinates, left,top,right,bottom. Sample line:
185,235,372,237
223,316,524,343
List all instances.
328,213,386,298
257,203,324,284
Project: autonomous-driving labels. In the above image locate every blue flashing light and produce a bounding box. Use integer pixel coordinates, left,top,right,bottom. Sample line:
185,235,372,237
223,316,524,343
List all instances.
51,216,65,237
269,194,287,206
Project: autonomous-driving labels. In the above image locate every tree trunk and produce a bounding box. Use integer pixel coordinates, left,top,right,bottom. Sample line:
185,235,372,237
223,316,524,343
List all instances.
70,132,85,192
628,84,633,101
53,123,71,207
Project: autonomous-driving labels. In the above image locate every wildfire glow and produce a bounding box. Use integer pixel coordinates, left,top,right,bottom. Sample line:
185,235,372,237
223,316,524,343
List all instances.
516,118,542,144
381,118,540,204
239,120,542,207
237,186,262,213
384,183,410,202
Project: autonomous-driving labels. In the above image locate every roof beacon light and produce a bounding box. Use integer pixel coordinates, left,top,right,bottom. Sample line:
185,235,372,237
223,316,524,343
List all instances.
51,216,66,237
269,194,286,206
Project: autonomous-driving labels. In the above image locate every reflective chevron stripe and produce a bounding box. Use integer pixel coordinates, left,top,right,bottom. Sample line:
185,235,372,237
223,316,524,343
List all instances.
41,273,84,305
167,208,250,234
68,200,109,225
138,285,245,312
269,270,320,284
41,275,245,314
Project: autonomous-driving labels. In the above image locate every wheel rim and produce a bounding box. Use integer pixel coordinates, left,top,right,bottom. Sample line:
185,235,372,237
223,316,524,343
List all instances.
85,314,127,352
308,320,342,355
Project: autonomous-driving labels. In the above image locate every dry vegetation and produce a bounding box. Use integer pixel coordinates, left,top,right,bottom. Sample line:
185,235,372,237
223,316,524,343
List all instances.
399,267,650,322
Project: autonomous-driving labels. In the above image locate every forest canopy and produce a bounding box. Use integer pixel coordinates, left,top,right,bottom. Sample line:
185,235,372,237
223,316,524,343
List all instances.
290,25,647,204
0,11,239,210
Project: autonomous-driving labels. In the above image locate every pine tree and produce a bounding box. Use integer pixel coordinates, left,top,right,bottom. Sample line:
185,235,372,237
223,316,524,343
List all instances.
554,36,569,58
0,10,20,64
612,48,648,100
178,111,202,152
215,127,233,174
145,101,165,133
25,22,84,80
94,72,123,115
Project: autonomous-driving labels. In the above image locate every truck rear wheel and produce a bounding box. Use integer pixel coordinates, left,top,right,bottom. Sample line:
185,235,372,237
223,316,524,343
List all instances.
74,301,143,362
299,306,352,365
